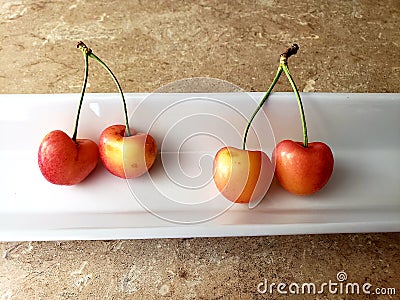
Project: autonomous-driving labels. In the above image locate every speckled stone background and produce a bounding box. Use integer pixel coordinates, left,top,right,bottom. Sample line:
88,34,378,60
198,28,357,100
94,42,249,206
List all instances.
1,0,399,299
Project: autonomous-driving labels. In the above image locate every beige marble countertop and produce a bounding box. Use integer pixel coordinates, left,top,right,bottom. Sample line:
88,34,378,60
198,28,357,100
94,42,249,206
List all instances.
1,0,399,299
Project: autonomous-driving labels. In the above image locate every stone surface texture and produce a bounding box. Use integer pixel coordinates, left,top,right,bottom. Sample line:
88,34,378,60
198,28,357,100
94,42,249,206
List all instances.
1,0,399,299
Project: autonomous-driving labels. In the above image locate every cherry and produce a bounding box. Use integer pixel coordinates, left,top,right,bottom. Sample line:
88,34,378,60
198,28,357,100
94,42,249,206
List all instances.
271,44,334,195
77,42,157,179
38,46,99,185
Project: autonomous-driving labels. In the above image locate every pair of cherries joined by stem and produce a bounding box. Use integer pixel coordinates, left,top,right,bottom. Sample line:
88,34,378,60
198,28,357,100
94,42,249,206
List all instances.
213,44,334,202
38,42,157,185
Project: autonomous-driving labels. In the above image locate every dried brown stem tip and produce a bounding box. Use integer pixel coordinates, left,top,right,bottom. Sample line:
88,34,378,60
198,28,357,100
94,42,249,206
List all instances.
281,44,299,59
77,41,92,55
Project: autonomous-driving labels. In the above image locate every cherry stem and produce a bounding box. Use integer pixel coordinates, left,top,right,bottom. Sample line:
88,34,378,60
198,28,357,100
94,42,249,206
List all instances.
242,66,282,150
72,49,89,142
77,41,131,137
242,44,308,149
280,55,308,147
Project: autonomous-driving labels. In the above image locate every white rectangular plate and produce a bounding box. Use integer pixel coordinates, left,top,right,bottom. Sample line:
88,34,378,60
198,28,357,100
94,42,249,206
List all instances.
0,92,399,241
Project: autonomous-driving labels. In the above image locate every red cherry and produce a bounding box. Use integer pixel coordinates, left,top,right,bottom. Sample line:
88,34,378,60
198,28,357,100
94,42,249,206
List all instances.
272,140,334,195
38,130,99,185
38,44,98,185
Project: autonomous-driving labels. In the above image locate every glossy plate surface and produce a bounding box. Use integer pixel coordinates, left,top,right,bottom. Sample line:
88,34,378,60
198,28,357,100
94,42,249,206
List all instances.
0,92,399,241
